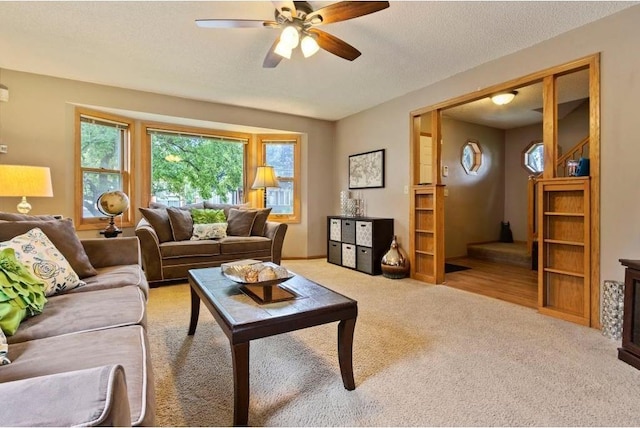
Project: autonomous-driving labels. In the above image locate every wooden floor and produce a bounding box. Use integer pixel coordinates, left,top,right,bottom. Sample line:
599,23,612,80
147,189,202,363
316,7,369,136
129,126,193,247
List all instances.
443,257,538,309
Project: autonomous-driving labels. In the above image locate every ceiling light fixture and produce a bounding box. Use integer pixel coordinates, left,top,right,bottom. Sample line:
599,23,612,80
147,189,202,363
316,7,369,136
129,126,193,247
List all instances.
301,34,320,58
491,91,518,106
280,25,299,49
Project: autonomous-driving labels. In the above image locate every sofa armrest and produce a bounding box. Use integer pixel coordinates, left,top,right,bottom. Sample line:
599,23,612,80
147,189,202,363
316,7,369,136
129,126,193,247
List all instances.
0,365,131,427
82,237,141,269
264,221,288,265
135,219,163,282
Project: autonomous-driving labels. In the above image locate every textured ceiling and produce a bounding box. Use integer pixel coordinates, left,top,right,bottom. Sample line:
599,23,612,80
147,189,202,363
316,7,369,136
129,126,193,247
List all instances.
0,1,636,121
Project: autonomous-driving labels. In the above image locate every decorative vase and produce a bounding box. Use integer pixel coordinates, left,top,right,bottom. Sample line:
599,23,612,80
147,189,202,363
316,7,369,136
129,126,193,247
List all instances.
381,235,409,279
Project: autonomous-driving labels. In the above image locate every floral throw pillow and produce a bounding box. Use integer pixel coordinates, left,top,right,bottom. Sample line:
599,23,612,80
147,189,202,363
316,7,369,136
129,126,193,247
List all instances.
0,328,9,364
191,223,227,240
0,228,85,296
191,208,226,224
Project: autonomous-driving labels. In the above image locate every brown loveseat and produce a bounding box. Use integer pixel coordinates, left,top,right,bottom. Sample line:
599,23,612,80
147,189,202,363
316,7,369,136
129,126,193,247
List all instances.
0,217,154,426
135,203,288,285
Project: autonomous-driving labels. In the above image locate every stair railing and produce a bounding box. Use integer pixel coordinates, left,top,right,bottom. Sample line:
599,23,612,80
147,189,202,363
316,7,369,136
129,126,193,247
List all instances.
556,136,589,177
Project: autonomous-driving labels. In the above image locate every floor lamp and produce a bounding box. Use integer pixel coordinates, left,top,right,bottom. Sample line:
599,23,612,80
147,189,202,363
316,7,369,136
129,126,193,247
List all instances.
0,164,53,213
251,165,280,208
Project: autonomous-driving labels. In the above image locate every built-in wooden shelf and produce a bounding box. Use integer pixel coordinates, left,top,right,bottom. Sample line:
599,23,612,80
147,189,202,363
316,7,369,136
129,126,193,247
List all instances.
543,267,584,277
543,239,584,246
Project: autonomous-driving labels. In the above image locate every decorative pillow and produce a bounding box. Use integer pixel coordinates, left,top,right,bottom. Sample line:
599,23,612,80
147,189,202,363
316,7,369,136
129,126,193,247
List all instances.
249,208,272,236
191,223,228,241
0,328,9,364
167,207,194,241
0,247,47,336
139,207,173,243
0,218,97,278
191,208,226,224
204,202,250,219
226,208,258,237
0,228,85,297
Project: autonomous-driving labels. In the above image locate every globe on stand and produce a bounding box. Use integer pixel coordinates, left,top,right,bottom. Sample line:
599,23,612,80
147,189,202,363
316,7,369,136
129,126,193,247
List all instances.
96,191,130,238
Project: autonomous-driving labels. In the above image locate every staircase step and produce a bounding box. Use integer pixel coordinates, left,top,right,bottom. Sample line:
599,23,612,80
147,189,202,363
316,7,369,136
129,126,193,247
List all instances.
467,241,531,268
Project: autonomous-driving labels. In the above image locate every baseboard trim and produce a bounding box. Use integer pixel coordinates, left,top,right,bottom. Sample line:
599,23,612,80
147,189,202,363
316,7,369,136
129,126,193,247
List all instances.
282,255,326,260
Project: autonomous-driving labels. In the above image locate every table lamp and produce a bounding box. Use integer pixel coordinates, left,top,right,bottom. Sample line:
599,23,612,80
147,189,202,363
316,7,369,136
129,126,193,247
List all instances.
251,165,279,208
0,164,53,213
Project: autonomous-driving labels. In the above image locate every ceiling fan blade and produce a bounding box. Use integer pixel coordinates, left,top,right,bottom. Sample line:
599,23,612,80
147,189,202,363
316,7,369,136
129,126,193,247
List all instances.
306,1,389,25
195,19,273,29
263,38,284,68
309,28,361,61
272,1,297,19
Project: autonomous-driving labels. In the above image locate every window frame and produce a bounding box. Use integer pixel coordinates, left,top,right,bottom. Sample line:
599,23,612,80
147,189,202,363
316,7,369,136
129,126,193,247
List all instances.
460,139,482,175
75,108,134,231
522,140,545,174
258,134,301,224
141,122,252,209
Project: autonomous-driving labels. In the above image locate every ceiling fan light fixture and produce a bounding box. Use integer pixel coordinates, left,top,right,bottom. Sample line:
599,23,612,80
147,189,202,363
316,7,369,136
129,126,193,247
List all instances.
491,91,518,106
301,34,320,58
280,25,299,49
274,40,292,59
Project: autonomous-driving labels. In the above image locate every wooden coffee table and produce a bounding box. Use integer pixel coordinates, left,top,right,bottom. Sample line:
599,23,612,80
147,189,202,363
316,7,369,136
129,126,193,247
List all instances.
187,267,358,426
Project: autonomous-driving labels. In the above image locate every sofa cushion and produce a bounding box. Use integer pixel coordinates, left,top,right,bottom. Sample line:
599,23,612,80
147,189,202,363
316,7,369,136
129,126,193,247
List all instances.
250,208,272,236
8,286,146,344
191,223,227,240
160,240,221,258
0,229,85,297
0,218,97,278
0,365,132,427
72,265,149,299
0,212,59,221
139,207,173,243
167,207,193,241
0,325,154,426
219,236,271,255
226,208,258,237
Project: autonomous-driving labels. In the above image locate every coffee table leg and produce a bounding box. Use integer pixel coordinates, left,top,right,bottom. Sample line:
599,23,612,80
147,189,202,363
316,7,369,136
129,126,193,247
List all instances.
337,317,356,390
188,284,200,336
232,341,250,426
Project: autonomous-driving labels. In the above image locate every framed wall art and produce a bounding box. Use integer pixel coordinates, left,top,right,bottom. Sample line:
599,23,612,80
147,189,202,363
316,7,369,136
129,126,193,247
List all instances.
349,149,385,189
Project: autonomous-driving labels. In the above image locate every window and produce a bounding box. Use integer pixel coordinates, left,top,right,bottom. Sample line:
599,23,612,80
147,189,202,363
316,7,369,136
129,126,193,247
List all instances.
461,140,482,175
143,125,249,207
259,135,301,223
75,109,133,230
523,140,544,174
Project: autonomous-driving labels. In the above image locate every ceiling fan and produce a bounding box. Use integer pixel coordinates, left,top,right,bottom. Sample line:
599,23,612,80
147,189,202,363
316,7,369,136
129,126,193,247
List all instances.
196,1,390,68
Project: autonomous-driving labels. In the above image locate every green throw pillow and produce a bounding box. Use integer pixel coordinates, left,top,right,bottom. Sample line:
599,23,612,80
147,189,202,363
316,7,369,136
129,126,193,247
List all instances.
191,208,226,224
0,248,47,336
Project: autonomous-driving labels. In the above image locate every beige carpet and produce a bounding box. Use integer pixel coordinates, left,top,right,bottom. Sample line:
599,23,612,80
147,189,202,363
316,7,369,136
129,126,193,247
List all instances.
147,259,640,426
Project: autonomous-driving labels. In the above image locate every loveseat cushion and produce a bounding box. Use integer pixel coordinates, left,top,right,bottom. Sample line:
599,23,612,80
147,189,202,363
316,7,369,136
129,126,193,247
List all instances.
0,219,97,278
0,325,155,426
167,207,193,241
8,286,146,344
219,236,271,254
72,264,149,300
160,239,221,258
226,208,257,237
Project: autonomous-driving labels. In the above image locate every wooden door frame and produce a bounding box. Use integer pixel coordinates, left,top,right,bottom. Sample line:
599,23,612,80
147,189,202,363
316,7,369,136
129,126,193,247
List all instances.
408,53,601,328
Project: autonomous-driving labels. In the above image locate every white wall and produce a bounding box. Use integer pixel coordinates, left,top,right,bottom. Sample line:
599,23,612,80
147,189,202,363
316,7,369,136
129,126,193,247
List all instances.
335,5,640,283
0,70,335,258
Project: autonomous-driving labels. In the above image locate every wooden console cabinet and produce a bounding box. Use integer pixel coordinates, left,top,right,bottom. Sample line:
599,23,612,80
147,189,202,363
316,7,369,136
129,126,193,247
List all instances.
618,259,640,370
327,216,394,275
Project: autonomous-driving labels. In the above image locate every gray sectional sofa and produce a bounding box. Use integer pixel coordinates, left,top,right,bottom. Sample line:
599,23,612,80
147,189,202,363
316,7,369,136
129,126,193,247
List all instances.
135,202,288,285
0,218,154,427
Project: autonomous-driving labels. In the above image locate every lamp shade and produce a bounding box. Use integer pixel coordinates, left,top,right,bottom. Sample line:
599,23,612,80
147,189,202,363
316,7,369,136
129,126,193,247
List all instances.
0,165,53,197
251,166,280,190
